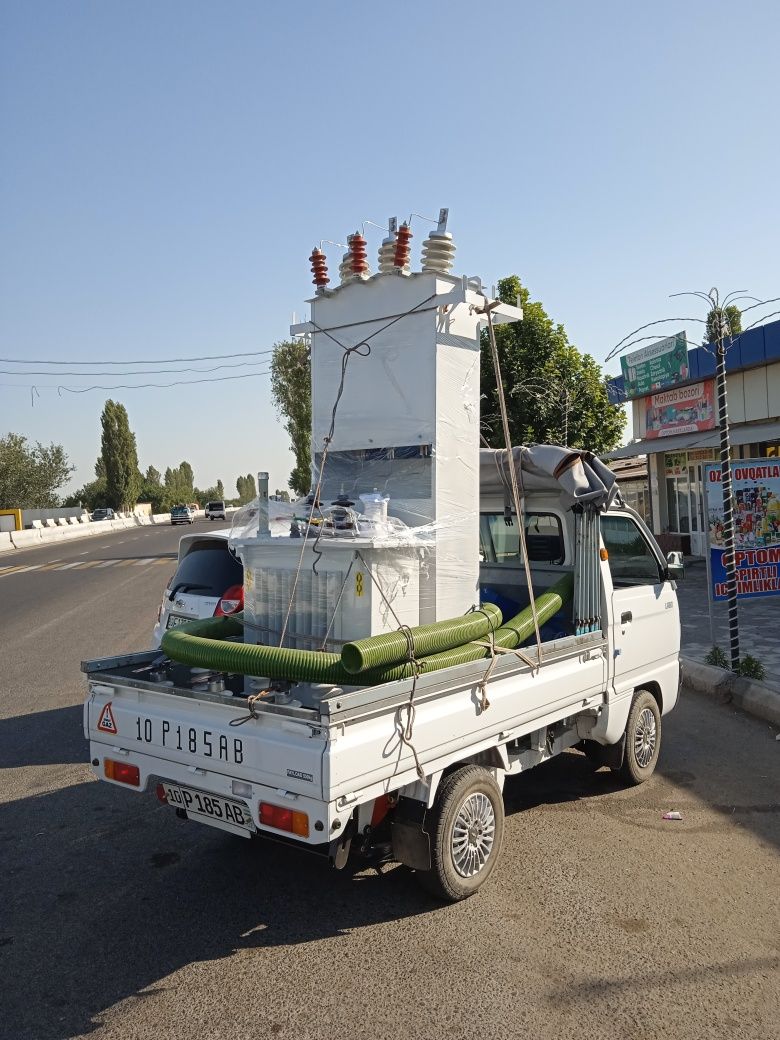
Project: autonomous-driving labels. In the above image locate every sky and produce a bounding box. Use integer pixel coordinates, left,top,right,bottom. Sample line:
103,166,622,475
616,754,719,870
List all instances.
2,0,779,497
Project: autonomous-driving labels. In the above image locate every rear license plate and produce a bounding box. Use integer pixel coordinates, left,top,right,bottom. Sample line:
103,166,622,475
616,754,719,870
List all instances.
166,614,192,630
162,783,255,836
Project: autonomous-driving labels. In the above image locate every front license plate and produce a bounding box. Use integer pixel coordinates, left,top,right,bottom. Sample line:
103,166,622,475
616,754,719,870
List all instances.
166,614,192,630
162,783,255,837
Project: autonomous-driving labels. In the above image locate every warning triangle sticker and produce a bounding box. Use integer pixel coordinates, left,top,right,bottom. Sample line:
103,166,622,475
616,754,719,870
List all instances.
97,702,118,734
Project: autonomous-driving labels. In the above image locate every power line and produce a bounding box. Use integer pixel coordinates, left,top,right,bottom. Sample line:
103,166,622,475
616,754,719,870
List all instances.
0,370,271,393
0,348,275,366
0,358,273,377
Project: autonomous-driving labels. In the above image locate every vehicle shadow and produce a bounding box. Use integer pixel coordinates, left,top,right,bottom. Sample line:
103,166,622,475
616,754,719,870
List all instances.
0,778,435,1040
0,705,86,768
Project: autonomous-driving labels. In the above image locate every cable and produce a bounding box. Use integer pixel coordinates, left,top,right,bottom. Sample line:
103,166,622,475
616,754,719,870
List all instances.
55,371,270,393
0,348,274,366
0,358,273,378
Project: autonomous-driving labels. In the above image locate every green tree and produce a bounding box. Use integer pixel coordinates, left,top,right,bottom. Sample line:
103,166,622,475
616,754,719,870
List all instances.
100,400,141,511
216,478,224,499
63,479,108,510
270,339,312,496
179,461,194,498
145,465,161,485
236,473,257,505
705,304,742,344
480,276,625,452
0,433,74,508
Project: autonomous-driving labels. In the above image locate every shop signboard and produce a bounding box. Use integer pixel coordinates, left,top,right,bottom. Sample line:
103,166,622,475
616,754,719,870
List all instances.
620,332,689,398
705,460,780,600
645,380,716,439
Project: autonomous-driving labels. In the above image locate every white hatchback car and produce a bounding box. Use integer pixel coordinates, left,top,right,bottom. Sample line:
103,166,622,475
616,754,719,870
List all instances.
152,530,243,647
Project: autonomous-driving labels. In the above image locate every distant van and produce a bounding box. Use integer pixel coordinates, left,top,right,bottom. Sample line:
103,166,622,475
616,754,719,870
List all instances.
205,500,226,521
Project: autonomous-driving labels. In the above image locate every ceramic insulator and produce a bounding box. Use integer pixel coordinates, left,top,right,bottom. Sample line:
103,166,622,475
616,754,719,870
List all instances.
349,233,370,276
420,231,456,274
393,223,412,270
309,248,329,288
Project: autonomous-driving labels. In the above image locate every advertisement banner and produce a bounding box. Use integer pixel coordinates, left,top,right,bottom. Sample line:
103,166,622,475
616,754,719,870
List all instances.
705,460,780,600
645,380,716,439
620,332,689,398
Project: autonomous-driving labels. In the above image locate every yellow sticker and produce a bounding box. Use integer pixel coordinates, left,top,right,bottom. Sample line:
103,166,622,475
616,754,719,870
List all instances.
355,572,364,597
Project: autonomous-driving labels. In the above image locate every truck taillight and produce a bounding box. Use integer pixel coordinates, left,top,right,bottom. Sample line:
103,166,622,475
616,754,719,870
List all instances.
104,759,140,786
214,584,244,617
259,802,309,837
155,783,168,803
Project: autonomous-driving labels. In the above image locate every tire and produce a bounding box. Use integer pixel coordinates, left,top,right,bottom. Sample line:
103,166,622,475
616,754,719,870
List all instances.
616,689,662,786
416,765,504,902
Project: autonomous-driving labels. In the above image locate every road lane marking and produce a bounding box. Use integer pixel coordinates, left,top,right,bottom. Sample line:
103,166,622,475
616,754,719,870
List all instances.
0,555,171,579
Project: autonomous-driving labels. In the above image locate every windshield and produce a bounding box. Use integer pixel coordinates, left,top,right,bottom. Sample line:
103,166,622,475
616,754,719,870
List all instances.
207,502,224,510
169,540,242,597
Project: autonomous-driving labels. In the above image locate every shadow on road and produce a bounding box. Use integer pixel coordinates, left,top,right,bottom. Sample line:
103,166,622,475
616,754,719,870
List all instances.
0,778,436,1040
0,705,86,768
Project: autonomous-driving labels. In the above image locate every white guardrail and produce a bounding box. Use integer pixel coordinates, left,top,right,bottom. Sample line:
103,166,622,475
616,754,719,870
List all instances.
0,508,235,554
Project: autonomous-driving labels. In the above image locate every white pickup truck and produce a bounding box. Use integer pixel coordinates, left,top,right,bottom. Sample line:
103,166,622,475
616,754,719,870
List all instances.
83,456,682,902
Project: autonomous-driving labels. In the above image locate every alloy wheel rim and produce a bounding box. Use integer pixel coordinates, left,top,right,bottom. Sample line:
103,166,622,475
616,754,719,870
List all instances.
634,706,657,768
451,792,496,878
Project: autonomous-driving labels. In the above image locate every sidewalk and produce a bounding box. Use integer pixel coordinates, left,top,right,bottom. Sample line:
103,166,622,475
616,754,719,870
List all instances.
676,558,780,694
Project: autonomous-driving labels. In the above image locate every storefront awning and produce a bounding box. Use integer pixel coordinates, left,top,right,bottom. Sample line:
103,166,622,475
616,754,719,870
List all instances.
603,420,780,460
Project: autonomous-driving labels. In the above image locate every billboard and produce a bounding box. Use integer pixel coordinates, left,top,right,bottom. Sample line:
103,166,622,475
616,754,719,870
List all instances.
705,460,780,600
620,333,689,398
644,380,716,439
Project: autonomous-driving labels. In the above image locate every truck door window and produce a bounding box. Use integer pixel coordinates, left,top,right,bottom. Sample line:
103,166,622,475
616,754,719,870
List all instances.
601,515,663,587
479,512,564,565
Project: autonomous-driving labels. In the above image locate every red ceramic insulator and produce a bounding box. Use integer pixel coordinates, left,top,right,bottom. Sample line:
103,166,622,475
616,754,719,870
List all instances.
309,247,329,287
350,233,368,274
394,223,412,268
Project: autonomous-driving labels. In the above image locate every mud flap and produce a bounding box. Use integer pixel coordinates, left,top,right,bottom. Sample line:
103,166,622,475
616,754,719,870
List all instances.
589,734,625,770
390,797,431,871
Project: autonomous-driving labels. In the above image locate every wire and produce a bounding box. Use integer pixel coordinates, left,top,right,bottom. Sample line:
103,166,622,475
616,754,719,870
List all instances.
0,359,274,378
54,371,270,393
0,348,274,366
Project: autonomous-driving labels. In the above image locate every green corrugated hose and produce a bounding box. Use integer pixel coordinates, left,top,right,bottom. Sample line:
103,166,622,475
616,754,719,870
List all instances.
343,573,574,683
341,602,502,674
160,574,573,687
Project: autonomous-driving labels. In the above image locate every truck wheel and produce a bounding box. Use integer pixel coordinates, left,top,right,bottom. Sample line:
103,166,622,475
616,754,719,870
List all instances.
417,765,504,902
616,690,662,786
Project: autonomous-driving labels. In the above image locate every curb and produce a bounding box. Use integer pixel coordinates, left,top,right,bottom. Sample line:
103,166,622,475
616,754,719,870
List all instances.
681,656,780,729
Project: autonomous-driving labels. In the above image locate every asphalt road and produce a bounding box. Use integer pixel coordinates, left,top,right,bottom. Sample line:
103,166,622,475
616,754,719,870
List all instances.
1,524,778,1040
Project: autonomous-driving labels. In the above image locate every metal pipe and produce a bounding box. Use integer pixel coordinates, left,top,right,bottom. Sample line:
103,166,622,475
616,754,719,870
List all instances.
257,471,270,539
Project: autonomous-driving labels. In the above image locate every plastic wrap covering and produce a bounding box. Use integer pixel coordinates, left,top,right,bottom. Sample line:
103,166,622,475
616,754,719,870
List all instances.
229,497,297,543
480,445,620,511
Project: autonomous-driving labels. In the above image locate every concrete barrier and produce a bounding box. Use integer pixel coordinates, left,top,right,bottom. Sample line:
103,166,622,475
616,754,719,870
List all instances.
11,529,43,548
682,656,780,729
32,520,45,530
67,517,80,525
0,532,13,553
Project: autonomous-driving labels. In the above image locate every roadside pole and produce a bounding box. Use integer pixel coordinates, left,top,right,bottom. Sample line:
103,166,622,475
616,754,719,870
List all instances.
702,473,717,650
714,321,740,669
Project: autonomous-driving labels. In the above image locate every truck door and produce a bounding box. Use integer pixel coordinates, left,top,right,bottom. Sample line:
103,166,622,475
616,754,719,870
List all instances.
601,513,680,698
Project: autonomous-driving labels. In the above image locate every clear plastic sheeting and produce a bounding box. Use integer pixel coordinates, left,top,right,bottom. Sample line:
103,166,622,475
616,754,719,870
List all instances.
229,497,297,545
480,445,620,511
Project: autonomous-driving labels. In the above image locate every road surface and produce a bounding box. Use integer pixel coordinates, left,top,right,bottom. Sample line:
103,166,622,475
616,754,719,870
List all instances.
1,522,778,1040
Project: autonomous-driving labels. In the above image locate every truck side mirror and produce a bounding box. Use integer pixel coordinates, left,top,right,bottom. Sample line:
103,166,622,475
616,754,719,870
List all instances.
666,550,685,580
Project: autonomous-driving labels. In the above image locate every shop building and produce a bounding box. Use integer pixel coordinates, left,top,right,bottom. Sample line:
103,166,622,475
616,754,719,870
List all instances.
606,318,780,556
